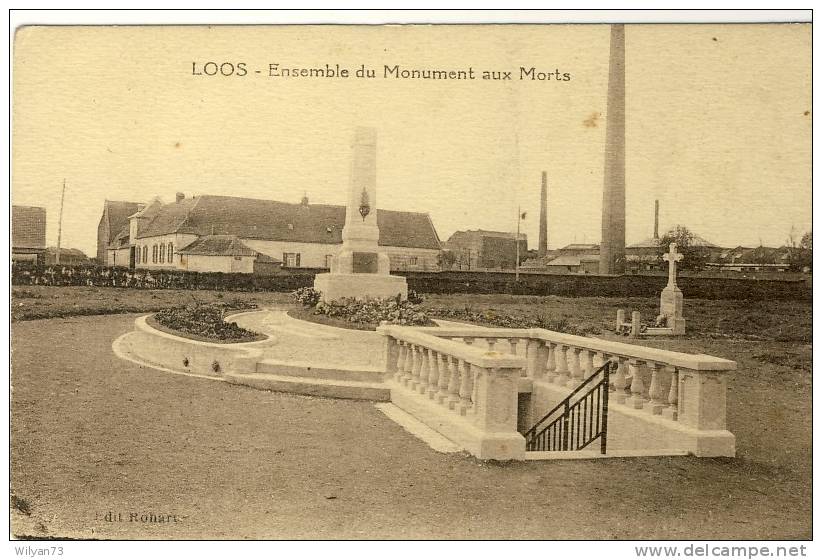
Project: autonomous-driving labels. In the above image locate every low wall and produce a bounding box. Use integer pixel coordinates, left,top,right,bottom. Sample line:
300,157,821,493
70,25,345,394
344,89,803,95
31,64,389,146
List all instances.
12,263,810,300
115,314,272,376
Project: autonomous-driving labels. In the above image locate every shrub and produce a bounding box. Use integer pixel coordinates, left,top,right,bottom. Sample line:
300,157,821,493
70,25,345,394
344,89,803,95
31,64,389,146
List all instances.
313,297,431,327
406,289,424,304
293,286,322,307
154,304,261,342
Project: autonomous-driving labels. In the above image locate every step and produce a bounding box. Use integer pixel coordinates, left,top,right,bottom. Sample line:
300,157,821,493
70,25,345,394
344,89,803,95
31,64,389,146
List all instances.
524,448,689,460
223,372,390,402
255,359,385,383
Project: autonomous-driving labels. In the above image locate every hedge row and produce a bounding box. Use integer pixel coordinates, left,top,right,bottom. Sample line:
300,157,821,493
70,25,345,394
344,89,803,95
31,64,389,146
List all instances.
397,271,811,301
11,263,315,292
10,263,810,301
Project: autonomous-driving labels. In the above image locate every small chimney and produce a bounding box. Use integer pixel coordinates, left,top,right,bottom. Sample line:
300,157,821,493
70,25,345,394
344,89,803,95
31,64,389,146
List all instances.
653,199,659,239
176,192,185,203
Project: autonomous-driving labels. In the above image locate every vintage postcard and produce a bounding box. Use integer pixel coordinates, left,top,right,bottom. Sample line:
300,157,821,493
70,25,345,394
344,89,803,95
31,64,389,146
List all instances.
10,14,812,546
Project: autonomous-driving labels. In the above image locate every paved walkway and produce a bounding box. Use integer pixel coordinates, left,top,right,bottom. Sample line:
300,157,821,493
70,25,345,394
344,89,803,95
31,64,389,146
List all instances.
231,308,385,369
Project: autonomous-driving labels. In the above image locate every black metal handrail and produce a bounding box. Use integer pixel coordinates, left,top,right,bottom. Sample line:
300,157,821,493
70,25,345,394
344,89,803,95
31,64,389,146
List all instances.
524,361,610,454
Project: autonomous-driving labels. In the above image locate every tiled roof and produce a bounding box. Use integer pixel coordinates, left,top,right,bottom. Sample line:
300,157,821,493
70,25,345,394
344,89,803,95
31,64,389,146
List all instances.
447,230,527,243
178,235,262,257
559,243,599,251
135,195,442,250
627,237,660,249
12,205,46,249
103,201,141,243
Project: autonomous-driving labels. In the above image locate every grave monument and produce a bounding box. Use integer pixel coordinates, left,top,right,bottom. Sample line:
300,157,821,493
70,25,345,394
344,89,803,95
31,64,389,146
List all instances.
313,127,408,302
654,242,686,335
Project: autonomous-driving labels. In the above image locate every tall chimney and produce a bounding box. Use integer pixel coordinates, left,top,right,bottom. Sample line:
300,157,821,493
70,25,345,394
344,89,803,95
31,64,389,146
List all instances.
538,171,548,257
653,199,659,239
599,24,626,275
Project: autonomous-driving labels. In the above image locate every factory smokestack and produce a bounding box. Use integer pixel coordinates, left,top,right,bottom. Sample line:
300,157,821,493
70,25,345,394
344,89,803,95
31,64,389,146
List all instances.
539,171,548,257
599,23,626,275
653,199,659,239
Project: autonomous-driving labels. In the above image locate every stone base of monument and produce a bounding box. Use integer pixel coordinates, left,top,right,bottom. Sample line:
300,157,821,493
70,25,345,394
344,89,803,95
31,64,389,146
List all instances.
314,272,408,302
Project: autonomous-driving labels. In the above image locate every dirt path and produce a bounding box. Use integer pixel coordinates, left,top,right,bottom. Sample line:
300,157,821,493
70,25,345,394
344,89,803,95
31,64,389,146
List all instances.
11,315,811,539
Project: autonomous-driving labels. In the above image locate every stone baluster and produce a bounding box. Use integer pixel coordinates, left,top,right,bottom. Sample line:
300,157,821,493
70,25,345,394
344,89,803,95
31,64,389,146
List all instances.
409,344,421,389
612,356,629,404
508,338,519,355
647,362,666,414
553,344,569,385
525,339,541,379
402,342,415,385
580,349,594,379
458,360,474,415
545,342,557,383
446,356,461,408
417,346,431,394
427,349,440,399
436,352,450,401
395,342,408,382
592,351,605,371
486,337,497,352
663,368,679,420
567,347,583,387
629,359,647,409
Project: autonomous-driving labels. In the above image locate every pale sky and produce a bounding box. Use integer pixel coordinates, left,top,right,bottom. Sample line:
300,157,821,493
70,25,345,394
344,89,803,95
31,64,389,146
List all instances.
12,24,811,256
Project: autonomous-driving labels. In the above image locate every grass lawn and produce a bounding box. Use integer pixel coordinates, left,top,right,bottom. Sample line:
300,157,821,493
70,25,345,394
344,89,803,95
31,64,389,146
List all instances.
9,286,812,539
11,285,294,322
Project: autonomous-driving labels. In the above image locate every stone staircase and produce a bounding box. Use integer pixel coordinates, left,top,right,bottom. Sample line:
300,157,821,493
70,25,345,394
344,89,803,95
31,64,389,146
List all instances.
222,358,390,401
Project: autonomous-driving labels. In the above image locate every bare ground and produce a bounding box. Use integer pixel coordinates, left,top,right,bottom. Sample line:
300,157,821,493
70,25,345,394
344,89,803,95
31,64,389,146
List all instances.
10,294,811,539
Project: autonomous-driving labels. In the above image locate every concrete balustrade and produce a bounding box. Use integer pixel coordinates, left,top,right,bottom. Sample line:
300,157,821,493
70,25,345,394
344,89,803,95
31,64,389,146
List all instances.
381,325,736,459
379,324,528,459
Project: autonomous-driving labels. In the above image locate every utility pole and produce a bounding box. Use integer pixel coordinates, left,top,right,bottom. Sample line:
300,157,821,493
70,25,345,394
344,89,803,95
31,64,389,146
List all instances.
516,205,522,282
56,178,66,265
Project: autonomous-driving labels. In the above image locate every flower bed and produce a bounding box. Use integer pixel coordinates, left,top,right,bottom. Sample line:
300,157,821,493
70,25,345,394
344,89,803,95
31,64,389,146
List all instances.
151,303,265,343
291,288,434,330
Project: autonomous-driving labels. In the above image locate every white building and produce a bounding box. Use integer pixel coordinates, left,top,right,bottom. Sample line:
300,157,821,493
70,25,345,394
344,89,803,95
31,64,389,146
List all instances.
100,193,442,273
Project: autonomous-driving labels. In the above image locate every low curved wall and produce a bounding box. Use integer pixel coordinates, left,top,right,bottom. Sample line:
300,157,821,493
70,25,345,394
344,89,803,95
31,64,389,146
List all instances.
115,315,273,376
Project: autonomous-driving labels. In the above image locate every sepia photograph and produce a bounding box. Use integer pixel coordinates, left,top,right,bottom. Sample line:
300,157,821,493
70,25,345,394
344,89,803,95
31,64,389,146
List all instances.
8,9,813,547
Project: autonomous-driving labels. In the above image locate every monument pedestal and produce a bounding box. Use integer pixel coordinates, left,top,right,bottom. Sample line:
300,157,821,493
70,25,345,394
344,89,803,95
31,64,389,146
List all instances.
314,272,407,302
660,284,686,335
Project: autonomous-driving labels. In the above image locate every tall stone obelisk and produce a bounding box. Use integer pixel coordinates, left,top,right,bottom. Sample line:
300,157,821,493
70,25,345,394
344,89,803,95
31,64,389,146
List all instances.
313,127,408,302
599,24,626,275
538,171,548,258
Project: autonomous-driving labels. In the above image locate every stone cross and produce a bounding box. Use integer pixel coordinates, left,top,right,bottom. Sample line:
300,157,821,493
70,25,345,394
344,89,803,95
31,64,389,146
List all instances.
663,242,683,287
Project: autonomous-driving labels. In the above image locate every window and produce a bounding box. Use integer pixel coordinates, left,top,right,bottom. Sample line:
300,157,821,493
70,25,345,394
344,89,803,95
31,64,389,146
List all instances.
409,256,418,266
142,246,148,263
325,255,334,269
152,245,158,263
168,243,173,263
282,253,300,268
159,243,165,264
